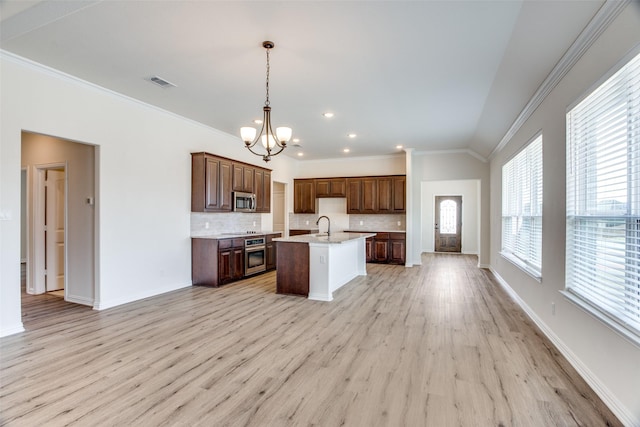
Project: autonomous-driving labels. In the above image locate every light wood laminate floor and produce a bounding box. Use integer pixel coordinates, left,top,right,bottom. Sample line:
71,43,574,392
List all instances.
2,254,620,426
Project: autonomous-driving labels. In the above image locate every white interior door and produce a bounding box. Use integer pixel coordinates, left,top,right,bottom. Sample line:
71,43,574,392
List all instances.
45,169,65,292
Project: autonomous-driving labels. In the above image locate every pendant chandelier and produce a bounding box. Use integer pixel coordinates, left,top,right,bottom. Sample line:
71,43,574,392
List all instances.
240,41,292,162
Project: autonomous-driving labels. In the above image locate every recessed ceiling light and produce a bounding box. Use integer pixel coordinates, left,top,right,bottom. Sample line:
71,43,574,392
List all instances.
343,148,350,153
297,152,304,157
348,133,357,138
396,144,403,149
292,138,300,143
323,112,334,118
253,119,263,124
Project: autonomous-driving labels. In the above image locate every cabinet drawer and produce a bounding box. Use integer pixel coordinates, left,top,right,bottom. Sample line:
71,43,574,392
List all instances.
218,238,245,249
374,232,390,240
389,233,405,240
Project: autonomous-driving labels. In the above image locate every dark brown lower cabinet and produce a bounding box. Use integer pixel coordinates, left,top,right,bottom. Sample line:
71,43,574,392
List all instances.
265,233,281,271
360,232,405,265
192,233,281,287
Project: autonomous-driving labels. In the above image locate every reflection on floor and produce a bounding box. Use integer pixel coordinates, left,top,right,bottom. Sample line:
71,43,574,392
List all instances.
48,290,64,298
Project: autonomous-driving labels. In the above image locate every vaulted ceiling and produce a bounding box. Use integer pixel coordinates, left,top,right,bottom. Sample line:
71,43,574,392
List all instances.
0,0,605,161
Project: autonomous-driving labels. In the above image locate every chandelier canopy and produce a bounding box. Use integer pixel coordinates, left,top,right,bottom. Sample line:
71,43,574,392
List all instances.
240,41,292,162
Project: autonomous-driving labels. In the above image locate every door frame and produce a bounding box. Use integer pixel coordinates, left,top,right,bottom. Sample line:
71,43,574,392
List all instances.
30,162,68,296
434,195,462,252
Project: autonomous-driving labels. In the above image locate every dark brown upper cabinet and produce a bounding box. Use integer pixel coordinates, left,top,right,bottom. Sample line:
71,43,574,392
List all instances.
192,152,270,213
294,179,316,213
315,178,347,198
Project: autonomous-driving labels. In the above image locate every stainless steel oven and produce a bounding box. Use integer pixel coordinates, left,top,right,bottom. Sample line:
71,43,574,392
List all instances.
245,237,266,276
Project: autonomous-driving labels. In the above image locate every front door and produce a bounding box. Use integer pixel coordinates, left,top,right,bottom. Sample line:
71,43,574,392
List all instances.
435,195,462,252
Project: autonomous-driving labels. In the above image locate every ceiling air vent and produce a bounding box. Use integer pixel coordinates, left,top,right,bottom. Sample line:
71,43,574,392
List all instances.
147,75,176,89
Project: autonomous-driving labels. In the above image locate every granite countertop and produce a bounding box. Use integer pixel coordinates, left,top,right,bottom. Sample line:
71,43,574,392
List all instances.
274,232,376,244
192,231,282,239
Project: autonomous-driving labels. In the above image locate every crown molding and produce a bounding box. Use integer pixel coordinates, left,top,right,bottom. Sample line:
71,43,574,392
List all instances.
488,0,630,161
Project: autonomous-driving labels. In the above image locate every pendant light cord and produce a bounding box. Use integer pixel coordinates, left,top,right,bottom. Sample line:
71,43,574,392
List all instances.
265,47,270,107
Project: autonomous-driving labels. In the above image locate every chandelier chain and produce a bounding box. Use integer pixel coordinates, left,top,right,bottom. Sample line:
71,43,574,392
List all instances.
265,47,270,107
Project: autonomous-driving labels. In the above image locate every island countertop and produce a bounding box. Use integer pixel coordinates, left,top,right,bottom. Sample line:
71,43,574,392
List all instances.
274,232,375,244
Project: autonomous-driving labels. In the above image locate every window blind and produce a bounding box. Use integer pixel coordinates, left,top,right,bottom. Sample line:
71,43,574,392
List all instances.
501,135,543,276
566,52,640,336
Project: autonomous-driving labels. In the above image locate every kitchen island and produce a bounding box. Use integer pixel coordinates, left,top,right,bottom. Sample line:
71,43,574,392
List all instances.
274,232,375,301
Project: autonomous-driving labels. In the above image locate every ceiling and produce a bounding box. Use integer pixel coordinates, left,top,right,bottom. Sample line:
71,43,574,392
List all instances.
0,0,605,161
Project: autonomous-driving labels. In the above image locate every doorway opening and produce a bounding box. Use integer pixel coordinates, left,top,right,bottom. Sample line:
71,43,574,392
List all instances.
272,181,286,235
435,195,462,252
21,131,96,312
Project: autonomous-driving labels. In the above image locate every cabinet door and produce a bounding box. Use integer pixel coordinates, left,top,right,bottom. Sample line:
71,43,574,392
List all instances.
219,159,233,211
255,169,271,213
365,237,373,262
204,156,220,210
361,178,378,214
377,177,393,213
232,248,245,280
393,176,406,213
316,178,346,198
346,179,362,213
243,167,255,193
218,249,233,283
255,169,264,211
294,179,316,213
232,163,244,192
373,239,389,262
389,239,406,265
266,242,276,270
232,163,255,193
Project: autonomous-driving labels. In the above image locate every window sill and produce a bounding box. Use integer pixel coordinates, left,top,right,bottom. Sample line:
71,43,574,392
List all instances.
560,290,640,348
500,252,542,282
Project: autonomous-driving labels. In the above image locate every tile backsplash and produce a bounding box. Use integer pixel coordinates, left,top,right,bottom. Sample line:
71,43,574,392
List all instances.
288,212,405,232
191,212,262,236
348,214,405,231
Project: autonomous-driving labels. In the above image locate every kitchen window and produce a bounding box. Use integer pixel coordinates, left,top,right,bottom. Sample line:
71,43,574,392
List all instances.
501,134,543,279
565,51,640,342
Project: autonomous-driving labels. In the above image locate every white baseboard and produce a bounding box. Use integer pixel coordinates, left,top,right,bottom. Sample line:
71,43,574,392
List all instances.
488,267,639,427
93,282,192,310
65,294,94,307
0,322,25,337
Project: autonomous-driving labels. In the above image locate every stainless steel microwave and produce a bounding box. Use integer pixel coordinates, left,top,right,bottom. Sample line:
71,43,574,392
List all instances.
233,192,256,212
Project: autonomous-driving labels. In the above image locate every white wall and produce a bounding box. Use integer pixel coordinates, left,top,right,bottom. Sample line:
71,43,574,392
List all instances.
411,151,490,267
0,52,299,334
422,179,479,254
295,155,406,178
489,5,640,425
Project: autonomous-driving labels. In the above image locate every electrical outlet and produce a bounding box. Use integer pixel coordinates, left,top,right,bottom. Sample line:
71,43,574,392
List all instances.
253,221,256,227
205,222,210,229
397,221,401,226
359,220,363,226
306,220,309,225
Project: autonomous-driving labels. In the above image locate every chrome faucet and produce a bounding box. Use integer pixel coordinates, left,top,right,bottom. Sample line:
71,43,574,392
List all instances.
316,215,331,236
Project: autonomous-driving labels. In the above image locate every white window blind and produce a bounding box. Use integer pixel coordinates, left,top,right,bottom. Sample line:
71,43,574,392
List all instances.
501,135,543,276
566,52,640,337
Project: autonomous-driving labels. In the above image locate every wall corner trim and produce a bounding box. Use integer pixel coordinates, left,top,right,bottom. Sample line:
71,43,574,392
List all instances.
488,266,639,427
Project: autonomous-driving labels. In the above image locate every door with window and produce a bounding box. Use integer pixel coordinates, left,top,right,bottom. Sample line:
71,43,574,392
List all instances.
435,196,462,252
